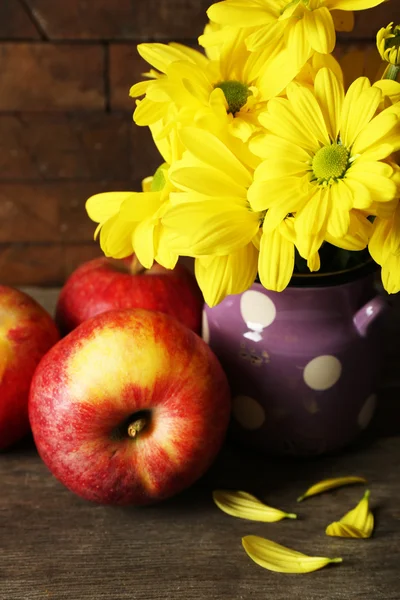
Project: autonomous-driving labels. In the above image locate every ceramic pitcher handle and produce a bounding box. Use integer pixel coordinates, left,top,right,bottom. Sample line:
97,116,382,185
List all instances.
353,295,387,337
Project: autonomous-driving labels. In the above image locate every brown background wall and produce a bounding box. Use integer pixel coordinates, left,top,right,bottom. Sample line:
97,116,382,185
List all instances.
0,0,397,286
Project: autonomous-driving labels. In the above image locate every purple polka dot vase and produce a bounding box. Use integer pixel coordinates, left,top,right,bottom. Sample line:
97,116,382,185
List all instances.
203,264,387,456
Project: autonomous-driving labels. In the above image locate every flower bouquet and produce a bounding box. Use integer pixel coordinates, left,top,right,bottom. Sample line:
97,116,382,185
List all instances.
86,0,400,456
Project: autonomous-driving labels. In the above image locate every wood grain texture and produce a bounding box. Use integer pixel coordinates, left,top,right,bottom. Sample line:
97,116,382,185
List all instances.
2,428,400,599
0,0,41,39
0,44,105,110
23,0,211,40
0,0,398,285
0,181,138,244
109,44,146,111
0,243,101,285
0,114,132,181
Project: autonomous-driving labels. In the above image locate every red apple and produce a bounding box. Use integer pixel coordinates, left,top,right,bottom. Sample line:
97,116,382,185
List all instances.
29,309,231,505
55,257,203,336
0,286,59,450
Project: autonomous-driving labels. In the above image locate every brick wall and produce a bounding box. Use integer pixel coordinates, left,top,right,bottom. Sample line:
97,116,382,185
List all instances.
0,0,396,285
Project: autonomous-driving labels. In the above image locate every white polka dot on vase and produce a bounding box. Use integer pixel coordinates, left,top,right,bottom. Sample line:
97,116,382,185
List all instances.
358,394,377,429
240,291,276,330
232,395,265,430
303,355,342,391
202,310,210,344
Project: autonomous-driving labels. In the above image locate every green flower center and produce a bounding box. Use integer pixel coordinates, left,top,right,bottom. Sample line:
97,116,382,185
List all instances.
385,25,400,51
214,81,251,115
312,143,349,183
151,163,169,192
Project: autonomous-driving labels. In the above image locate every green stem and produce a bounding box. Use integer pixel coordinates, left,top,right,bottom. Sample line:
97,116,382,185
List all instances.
383,64,400,81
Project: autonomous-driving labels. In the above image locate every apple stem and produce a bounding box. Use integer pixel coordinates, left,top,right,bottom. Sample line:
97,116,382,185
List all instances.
130,255,146,276
127,417,148,438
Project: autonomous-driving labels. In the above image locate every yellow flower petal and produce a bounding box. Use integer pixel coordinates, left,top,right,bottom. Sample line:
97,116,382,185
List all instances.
314,67,344,141
341,82,381,147
86,192,133,224
134,98,167,126
129,80,153,98
213,490,297,522
195,243,258,307
170,165,246,198
285,82,330,145
382,253,400,294
304,7,336,54
295,188,329,237
285,14,312,71
162,201,259,256
369,215,393,265
137,43,193,74
327,210,372,250
242,536,342,574
297,476,367,502
329,0,387,9
326,490,374,539
119,192,162,222
250,133,310,162
99,215,134,259
258,224,295,292
207,3,273,28
347,162,397,203
342,177,371,209
132,219,156,269
259,98,317,152
352,110,399,155
178,128,252,188
257,47,304,99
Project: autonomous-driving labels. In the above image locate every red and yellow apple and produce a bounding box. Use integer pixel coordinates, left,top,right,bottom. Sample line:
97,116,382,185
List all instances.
0,286,59,450
55,257,203,335
29,309,231,505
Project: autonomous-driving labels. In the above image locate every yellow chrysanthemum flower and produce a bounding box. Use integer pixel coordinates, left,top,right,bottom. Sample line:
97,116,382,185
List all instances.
161,128,321,303
207,0,385,68
130,30,301,144
248,68,400,264
377,22,400,67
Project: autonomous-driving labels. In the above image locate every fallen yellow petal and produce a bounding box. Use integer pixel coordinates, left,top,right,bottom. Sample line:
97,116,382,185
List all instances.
213,490,297,522
326,490,374,539
297,476,367,502
242,536,342,574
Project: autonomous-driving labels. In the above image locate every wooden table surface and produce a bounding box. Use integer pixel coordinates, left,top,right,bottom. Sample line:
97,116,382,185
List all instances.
2,289,400,600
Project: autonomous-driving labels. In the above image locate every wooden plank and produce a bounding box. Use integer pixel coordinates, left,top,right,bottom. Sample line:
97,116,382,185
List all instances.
0,244,64,285
0,43,105,110
0,181,138,244
130,121,162,184
109,44,145,111
0,243,101,286
23,0,398,41
0,0,41,39
24,0,210,40
1,433,400,599
0,114,131,181
63,243,103,279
